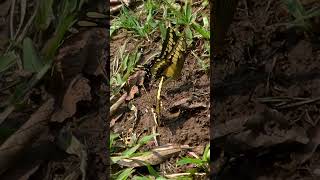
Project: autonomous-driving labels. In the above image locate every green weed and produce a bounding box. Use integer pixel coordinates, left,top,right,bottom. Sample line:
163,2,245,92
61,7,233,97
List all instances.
177,144,210,175
110,132,166,180
282,0,320,31
0,0,86,125
111,44,143,96
192,51,209,73
110,2,159,39
162,0,209,44
110,1,210,178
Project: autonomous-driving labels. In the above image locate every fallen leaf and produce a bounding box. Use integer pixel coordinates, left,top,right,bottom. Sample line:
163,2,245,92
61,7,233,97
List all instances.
51,75,91,122
233,126,309,149
126,85,139,101
0,98,55,175
127,69,147,87
47,28,106,105
110,113,123,128
114,144,191,167
293,125,320,164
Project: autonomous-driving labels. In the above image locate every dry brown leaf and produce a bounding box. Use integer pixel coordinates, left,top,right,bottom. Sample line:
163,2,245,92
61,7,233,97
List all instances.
54,28,107,77
168,97,206,111
47,28,106,106
213,109,289,139
0,98,55,175
126,85,139,101
110,0,132,14
110,113,123,127
127,69,146,87
170,97,193,108
233,126,309,148
122,69,148,101
51,75,91,122
293,125,320,164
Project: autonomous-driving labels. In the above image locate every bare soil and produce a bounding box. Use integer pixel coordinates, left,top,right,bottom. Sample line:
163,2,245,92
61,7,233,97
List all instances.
111,29,210,174
212,0,320,179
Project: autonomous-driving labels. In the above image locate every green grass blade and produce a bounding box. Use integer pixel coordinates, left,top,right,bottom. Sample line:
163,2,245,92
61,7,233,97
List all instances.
283,0,305,19
305,7,320,18
138,133,159,145
159,22,167,41
42,14,76,60
110,133,120,150
202,144,210,162
133,176,151,180
22,37,44,72
122,144,141,157
177,157,204,166
114,168,135,180
155,177,169,180
146,164,159,177
34,0,54,31
191,22,209,39
10,62,51,104
184,26,193,45
184,0,193,23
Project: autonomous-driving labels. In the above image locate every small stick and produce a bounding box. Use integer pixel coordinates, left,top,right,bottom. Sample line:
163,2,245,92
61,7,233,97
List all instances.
156,76,165,125
151,108,159,146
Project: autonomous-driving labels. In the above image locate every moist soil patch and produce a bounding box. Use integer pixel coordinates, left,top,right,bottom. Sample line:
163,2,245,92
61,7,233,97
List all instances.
111,32,210,174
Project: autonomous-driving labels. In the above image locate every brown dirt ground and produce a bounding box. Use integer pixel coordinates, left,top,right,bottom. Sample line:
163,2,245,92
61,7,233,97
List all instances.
111,41,210,173
111,23,209,178
212,0,320,179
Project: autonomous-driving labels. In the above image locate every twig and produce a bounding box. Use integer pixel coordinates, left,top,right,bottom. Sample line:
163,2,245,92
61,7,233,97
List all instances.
265,56,277,94
9,0,16,39
110,93,128,117
164,172,206,178
277,97,320,109
16,2,38,44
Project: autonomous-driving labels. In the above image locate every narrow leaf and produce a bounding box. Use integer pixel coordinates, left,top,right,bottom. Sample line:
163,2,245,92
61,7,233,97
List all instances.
115,168,135,180
138,133,159,145
34,0,54,30
177,157,204,166
191,22,210,39
23,37,43,72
